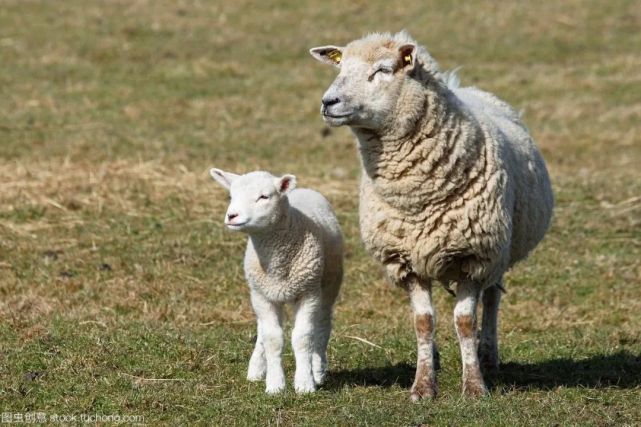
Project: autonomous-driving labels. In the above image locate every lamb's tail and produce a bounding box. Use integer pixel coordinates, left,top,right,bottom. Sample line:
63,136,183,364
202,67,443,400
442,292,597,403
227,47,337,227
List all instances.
441,67,462,89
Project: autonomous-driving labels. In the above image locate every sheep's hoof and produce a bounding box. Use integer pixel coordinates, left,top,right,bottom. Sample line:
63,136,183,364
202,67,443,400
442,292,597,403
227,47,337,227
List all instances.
462,381,488,398
479,347,499,374
410,380,438,402
479,357,499,375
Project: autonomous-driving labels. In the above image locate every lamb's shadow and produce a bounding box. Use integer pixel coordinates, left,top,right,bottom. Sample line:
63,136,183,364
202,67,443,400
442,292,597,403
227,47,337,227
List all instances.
325,351,641,391
325,362,415,390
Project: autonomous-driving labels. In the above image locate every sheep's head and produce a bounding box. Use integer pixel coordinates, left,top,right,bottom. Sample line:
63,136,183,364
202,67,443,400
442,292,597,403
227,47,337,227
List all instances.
209,169,296,233
310,31,430,131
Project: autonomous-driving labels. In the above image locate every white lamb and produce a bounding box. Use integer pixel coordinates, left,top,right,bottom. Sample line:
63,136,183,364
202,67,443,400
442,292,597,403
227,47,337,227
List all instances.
210,169,344,394
310,31,554,400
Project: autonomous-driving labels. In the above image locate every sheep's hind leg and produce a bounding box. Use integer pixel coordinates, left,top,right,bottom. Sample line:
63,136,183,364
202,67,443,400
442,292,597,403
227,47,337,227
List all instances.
454,281,488,397
406,275,438,401
479,282,501,373
247,319,266,381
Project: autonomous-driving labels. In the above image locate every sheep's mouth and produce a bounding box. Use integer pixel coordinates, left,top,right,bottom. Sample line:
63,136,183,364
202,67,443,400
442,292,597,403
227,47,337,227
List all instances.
323,112,352,119
322,111,354,126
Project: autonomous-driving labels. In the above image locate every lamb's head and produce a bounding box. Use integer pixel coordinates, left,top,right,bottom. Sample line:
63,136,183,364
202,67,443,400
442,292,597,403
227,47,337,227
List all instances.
209,168,296,233
310,31,437,131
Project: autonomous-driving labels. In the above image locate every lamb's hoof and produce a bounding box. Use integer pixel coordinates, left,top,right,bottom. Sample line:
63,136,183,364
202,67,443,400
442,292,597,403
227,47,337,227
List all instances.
313,370,326,386
265,374,286,394
265,383,285,394
247,372,265,382
294,378,317,394
410,380,438,402
247,366,266,382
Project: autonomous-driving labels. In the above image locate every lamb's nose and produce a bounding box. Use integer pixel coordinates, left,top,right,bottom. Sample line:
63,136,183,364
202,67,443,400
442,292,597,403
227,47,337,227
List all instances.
227,213,238,221
321,97,340,108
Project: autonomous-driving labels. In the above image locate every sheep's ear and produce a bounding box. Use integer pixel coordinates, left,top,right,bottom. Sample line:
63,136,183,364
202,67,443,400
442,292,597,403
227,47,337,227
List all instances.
209,168,238,191
275,174,297,194
309,46,344,68
398,44,416,71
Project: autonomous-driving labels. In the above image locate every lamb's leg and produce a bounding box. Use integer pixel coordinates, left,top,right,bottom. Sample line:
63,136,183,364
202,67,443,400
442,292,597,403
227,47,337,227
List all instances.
250,290,285,394
247,318,266,381
292,294,320,393
454,281,488,397
406,276,438,401
312,303,332,385
479,282,502,373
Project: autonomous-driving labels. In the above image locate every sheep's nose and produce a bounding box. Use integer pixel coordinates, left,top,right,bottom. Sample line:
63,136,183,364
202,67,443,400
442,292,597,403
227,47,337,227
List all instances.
321,97,341,108
227,212,238,221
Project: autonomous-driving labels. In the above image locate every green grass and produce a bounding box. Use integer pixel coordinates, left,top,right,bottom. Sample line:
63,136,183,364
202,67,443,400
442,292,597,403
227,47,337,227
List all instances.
1,0,640,425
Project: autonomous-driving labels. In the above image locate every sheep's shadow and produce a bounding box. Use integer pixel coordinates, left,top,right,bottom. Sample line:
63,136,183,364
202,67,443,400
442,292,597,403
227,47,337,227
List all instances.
491,351,641,390
324,351,641,391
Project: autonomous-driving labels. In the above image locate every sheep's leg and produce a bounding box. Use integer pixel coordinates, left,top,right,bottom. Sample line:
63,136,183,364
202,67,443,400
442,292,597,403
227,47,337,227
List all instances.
312,302,332,385
292,294,320,393
406,276,438,401
454,281,488,397
479,282,502,373
247,318,266,381
250,290,285,394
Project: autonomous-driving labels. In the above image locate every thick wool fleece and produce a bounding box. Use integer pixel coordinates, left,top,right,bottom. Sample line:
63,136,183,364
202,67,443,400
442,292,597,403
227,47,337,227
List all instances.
351,33,554,288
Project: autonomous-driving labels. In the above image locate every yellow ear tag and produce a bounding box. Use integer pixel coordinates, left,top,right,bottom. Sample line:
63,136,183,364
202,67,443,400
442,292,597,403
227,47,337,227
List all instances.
403,54,412,66
328,50,342,64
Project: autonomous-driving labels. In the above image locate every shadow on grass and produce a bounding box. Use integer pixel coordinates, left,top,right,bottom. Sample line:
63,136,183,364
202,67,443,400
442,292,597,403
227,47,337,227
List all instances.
325,362,415,390
325,351,641,391
493,351,641,390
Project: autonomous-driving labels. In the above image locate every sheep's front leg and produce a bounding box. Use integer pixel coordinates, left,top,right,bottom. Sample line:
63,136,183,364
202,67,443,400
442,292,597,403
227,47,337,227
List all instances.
479,282,502,373
454,281,488,397
406,276,438,401
247,318,266,381
292,294,320,393
250,290,285,394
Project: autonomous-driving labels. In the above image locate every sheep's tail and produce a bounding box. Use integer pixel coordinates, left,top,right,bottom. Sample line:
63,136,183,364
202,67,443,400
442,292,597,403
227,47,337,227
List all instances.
442,66,462,89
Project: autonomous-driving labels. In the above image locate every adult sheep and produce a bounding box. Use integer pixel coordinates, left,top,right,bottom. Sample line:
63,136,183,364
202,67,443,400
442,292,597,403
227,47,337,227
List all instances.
309,31,553,400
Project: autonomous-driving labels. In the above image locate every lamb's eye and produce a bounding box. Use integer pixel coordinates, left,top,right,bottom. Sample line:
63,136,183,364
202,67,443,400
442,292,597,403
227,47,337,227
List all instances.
257,194,269,201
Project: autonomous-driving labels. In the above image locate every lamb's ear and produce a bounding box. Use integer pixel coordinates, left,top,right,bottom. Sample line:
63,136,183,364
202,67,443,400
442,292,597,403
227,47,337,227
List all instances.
209,168,239,191
309,46,344,68
398,44,416,71
275,174,297,194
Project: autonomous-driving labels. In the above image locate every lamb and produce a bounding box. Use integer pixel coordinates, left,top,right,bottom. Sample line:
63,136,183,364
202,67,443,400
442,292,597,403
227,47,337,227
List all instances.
309,31,554,400
209,168,344,394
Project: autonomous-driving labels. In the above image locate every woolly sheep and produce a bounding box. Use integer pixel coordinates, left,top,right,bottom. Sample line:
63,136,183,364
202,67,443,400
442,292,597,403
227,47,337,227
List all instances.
210,169,344,394
310,31,553,400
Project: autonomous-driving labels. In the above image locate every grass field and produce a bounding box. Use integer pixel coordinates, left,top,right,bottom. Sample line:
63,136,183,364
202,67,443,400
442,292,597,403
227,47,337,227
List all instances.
1,0,640,425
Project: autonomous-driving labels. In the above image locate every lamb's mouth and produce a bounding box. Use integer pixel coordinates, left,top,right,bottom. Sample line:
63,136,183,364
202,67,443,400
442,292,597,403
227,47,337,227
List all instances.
226,221,248,229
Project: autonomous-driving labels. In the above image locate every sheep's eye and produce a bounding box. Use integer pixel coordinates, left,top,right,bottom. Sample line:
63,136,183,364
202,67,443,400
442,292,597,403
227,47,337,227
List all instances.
369,67,392,81
257,194,269,201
